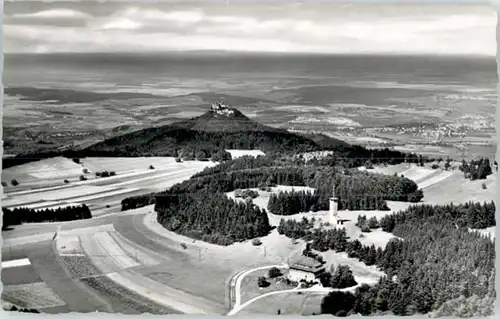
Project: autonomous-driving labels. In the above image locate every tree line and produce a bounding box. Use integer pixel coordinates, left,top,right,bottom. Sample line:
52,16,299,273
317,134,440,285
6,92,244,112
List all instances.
2,205,92,229
268,189,389,215
321,222,495,317
268,190,322,215
306,168,424,204
379,201,496,232
155,192,272,245
304,148,433,169
459,158,493,180
121,156,423,212
319,265,358,289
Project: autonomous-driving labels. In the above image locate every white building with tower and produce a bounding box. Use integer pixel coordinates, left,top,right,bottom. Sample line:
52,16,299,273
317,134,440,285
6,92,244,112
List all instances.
329,184,342,226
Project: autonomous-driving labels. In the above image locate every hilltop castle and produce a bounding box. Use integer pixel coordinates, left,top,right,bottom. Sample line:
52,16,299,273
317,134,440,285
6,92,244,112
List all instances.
211,101,229,110
210,101,235,116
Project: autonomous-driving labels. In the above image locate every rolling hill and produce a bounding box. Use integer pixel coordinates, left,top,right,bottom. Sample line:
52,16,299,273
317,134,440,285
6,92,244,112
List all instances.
3,104,418,168
72,104,330,158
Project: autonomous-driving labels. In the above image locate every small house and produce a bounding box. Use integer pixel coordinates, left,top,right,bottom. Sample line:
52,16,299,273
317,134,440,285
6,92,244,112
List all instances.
287,256,325,283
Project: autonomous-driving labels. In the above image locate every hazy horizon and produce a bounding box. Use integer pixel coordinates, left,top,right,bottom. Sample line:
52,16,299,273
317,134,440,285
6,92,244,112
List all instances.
3,1,496,56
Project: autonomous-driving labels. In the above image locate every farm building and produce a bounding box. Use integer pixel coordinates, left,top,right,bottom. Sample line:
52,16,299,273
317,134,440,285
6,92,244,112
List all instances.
287,256,326,283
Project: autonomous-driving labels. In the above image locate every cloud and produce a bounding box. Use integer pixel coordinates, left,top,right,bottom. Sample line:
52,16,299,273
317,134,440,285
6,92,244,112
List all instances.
3,4,496,55
98,18,143,30
11,9,91,19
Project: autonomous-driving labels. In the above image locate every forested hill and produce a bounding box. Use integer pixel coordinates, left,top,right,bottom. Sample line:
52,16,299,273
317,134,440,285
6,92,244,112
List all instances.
66,105,339,158
3,104,428,168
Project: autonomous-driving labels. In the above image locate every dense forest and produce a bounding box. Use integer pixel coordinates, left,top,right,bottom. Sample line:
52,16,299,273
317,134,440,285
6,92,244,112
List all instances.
277,217,315,239
306,150,432,169
268,190,322,215
121,192,157,211
318,202,496,317
2,205,92,229
122,155,423,212
380,201,496,231
268,189,388,215
303,167,424,204
70,107,325,159
155,192,272,245
145,151,421,245
459,158,493,180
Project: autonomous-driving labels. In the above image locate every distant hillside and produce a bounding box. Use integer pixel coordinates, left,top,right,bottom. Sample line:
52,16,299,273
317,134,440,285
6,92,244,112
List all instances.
75,104,328,159
301,132,351,149
5,86,161,104
3,104,425,168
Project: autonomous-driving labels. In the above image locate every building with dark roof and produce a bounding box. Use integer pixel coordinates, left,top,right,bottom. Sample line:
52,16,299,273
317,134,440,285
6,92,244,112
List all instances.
287,256,325,283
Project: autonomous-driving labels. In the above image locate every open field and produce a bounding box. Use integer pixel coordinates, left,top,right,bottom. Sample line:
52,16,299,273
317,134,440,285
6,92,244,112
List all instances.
109,270,220,314
237,291,326,316
2,283,66,310
107,231,160,267
423,170,496,205
113,213,230,312
80,157,183,174
2,157,215,216
1,262,43,286
80,275,179,314
372,162,497,204
2,157,84,184
142,210,304,267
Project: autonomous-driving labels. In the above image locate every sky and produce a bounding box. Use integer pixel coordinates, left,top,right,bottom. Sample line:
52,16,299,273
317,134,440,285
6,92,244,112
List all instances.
2,0,497,56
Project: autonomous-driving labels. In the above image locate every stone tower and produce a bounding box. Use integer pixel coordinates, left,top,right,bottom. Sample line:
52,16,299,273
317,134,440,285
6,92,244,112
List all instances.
329,184,339,225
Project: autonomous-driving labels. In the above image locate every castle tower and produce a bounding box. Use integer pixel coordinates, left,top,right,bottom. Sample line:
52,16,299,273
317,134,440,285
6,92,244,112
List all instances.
329,184,339,225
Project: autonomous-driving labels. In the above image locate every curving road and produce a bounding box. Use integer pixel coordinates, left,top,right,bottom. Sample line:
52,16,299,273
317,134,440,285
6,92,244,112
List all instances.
226,266,360,316
2,209,226,314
